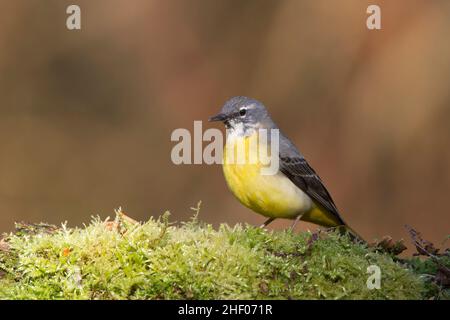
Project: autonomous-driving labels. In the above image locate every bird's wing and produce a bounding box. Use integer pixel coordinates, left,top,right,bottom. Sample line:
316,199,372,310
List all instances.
278,138,345,226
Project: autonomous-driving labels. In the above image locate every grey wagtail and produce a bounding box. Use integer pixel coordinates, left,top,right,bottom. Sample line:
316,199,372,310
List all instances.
210,96,361,239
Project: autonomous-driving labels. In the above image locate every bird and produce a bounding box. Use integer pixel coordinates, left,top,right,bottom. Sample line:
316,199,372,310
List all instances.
209,96,362,240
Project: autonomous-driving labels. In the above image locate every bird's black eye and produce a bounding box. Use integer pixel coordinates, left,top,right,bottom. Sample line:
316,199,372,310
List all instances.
239,108,247,116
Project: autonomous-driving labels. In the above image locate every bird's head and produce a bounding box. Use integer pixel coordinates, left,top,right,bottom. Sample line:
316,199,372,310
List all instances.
209,96,270,135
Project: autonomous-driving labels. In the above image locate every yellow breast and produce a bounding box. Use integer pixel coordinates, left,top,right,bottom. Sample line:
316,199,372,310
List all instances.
222,133,312,219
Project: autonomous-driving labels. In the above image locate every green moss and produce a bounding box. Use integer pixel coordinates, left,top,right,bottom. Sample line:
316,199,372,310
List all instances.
405,255,449,300
0,211,425,300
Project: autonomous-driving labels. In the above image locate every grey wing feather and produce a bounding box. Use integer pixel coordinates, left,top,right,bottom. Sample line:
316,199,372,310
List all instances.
278,134,345,225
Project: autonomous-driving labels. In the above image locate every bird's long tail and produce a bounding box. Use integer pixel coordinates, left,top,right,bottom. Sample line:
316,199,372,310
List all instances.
300,205,366,243
337,224,366,244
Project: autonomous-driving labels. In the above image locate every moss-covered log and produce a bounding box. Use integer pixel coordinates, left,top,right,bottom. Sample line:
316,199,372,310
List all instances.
0,211,439,300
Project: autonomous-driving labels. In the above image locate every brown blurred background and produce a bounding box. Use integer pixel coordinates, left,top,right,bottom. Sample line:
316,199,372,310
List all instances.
0,0,449,247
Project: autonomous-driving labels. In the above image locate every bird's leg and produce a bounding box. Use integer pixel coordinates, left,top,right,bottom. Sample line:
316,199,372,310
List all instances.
260,217,275,228
290,215,302,231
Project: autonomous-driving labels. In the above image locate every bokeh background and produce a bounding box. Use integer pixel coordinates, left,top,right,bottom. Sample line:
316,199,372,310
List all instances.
0,0,449,248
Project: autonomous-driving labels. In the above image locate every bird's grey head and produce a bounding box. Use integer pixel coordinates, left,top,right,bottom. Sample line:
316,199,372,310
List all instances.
209,96,273,136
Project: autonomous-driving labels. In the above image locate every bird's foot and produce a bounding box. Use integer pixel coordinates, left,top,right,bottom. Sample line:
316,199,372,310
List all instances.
289,215,302,232
260,217,275,229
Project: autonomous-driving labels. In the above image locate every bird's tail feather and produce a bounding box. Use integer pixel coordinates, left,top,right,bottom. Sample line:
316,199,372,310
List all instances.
300,205,366,243
337,224,366,244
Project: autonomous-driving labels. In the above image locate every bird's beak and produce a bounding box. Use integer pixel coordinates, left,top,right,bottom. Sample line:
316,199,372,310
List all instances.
209,112,228,122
